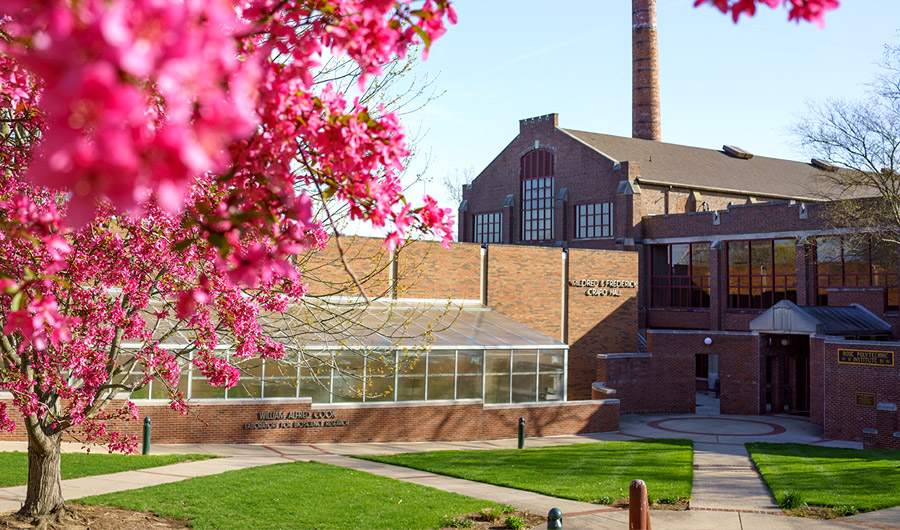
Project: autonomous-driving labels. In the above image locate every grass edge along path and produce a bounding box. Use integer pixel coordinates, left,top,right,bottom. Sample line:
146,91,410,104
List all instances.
77,460,506,530
359,439,694,505
0,452,217,488
747,442,900,515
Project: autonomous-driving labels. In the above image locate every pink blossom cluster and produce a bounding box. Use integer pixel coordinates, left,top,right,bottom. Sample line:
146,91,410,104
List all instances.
694,0,839,27
0,0,462,454
0,188,313,450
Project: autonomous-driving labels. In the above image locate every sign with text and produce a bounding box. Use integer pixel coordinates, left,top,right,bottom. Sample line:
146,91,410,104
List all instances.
243,410,349,430
855,392,876,407
568,278,637,297
838,349,894,367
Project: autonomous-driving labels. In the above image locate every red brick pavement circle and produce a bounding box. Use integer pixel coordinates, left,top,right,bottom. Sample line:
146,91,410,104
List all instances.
647,417,787,437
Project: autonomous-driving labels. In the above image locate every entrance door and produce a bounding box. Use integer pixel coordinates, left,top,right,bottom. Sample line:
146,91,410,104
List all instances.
782,338,810,414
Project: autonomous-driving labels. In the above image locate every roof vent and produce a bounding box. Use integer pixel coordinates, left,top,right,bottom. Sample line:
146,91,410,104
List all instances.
811,158,837,171
723,145,753,160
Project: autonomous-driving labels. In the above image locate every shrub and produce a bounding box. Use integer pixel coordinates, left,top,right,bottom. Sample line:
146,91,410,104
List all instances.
442,516,474,528
778,490,806,510
480,508,502,522
835,505,858,517
504,515,525,530
654,495,680,505
501,504,516,514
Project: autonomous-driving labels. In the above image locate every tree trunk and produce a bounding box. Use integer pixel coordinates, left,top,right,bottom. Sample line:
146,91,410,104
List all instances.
19,433,65,517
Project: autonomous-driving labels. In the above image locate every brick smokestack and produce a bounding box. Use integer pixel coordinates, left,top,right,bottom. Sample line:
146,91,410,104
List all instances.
632,0,661,141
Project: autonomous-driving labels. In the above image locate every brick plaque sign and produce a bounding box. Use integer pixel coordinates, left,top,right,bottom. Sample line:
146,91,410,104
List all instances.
243,410,349,430
838,349,894,367
855,393,876,407
568,279,637,297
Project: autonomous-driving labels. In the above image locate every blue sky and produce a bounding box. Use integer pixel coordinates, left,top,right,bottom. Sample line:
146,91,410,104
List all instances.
394,0,900,223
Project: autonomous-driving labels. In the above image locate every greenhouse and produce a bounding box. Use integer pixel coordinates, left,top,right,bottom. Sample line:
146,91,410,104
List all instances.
128,301,569,405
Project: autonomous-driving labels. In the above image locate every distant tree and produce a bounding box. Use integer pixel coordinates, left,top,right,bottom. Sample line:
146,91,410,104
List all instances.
442,166,476,207
793,41,900,247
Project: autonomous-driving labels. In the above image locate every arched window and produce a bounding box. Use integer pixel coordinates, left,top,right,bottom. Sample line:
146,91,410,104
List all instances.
521,149,554,241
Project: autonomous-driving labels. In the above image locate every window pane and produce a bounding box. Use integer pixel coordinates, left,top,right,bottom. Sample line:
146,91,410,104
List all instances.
512,350,537,373
456,374,482,399
539,350,564,372
485,350,511,374
264,380,296,398
728,241,749,277
484,374,510,404
511,374,537,403
428,351,456,375
396,375,425,401
692,244,710,274
332,372,363,402
298,376,332,403
427,375,455,400
750,240,772,275
774,239,796,267
671,244,690,276
366,375,395,402
651,246,670,276
457,351,483,374
538,373,564,401
398,352,426,375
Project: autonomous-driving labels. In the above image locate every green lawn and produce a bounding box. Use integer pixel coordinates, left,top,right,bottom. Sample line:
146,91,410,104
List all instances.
0,452,216,488
747,443,900,513
77,461,503,530
359,439,694,505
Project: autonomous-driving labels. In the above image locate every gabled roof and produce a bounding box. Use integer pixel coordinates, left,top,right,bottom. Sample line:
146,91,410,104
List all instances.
750,300,892,336
561,129,828,200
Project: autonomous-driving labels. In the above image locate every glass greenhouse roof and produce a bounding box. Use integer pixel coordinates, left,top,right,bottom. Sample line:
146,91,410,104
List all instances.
127,300,567,352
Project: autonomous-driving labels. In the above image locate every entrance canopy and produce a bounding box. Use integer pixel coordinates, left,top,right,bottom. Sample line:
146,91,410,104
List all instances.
750,300,892,337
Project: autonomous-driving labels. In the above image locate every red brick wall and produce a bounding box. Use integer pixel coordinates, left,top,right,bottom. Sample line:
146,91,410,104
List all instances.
810,337,825,425
717,333,762,415
566,248,639,399
640,330,759,415
822,340,900,449
0,399,619,444
302,236,392,298
487,245,562,339
827,288,886,320
646,309,710,330
397,241,482,300
595,331,698,413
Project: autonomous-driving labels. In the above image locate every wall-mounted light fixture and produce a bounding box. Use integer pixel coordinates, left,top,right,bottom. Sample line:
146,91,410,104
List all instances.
704,337,712,345
781,337,790,346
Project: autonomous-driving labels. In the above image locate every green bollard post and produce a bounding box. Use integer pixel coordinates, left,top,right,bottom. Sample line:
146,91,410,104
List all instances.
518,417,525,449
142,416,151,455
547,508,562,529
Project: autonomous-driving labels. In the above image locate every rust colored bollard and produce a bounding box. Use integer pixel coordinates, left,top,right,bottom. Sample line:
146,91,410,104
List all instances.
629,479,651,529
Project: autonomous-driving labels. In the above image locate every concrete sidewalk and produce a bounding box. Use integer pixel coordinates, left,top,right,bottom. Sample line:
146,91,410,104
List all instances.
1,399,899,529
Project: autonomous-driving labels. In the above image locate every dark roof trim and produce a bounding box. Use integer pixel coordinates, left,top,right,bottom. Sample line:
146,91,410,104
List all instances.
634,178,821,202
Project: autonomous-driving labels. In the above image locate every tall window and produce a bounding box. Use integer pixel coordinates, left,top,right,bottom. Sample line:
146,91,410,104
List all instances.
474,212,501,243
650,243,710,308
727,239,796,309
815,236,899,310
521,149,554,241
575,202,613,239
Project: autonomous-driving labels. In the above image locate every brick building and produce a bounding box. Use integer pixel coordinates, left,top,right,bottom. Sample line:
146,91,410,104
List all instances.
1,239,632,446
457,0,900,448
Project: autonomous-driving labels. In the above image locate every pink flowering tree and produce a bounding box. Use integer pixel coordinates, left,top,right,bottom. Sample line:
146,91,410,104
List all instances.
694,0,839,27
0,0,455,520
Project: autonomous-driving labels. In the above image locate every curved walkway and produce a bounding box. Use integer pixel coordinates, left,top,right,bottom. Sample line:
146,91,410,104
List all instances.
1,395,898,529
